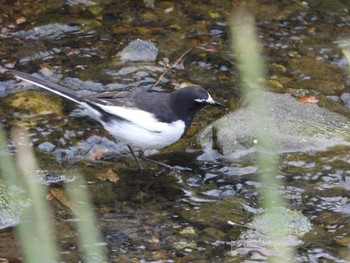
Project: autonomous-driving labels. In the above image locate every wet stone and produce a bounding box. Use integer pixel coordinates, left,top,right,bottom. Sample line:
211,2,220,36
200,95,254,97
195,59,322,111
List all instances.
118,39,158,62
5,91,64,116
287,57,345,95
52,135,126,164
179,198,251,229
229,209,313,260
198,91,350,161
14,23,82,40
0,180,31,230
37,141,56,153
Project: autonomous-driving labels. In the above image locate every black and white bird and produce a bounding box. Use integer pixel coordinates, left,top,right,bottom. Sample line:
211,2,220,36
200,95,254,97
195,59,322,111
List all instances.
7,70,224,169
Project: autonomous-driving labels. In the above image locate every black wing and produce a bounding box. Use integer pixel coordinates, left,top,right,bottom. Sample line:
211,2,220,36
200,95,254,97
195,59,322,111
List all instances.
7,69,180,123
86,91,179,123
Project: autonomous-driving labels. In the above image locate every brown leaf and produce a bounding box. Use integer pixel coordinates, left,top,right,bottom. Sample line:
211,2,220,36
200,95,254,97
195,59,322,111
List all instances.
308,27,316,33
298,96,319,105
91,149,108,160
48,187,73,210
15,16,26,24
96,168,119,183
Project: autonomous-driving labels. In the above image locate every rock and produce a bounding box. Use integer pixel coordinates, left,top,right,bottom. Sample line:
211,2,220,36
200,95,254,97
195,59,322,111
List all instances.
0,180,31,229
6,91,64,115
243,0,303,21
143,0,154,8
0,182,20,229
118,39,158,62
230,208,312,258
15,23,82,40
287,57,345,95
37,142,56,153
198,91,350,161
179,198,250,229
340,93,350,110
52,135,126,164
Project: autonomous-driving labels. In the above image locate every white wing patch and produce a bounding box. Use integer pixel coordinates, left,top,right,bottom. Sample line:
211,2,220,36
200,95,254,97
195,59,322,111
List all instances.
98,104,168,132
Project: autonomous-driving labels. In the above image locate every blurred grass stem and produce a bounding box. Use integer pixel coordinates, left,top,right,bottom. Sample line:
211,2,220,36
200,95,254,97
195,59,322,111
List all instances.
0,125,107,262
65,177,107,263
231,10,295,263
7,127,58,263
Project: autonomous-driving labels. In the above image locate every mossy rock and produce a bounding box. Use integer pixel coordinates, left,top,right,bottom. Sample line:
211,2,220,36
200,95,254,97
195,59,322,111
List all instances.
198,91,350,158
6,91,64,116
179,198,251,229
287,57,345,95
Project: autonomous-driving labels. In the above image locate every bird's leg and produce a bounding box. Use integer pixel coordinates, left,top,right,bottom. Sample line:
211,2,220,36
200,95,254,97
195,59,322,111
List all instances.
138,153,180,172
127,145,144,171
129,147,187,173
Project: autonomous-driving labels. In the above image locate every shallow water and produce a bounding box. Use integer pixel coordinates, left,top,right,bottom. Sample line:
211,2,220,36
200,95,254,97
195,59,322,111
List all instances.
1,0,350,262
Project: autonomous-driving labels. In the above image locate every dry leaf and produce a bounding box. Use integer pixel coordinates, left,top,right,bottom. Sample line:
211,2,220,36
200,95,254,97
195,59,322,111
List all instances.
160,57,170,68
164,6,174,13
308,27,316,33
48,187,73,210
91,149,108,160
298,96,319,105
96,168,119,183
16,16,26,24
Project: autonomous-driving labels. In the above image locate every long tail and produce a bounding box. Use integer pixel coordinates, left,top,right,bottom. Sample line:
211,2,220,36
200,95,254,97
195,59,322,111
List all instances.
7,69,82,104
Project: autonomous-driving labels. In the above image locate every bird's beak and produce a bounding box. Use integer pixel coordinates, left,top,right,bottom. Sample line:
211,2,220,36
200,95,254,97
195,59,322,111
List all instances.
212,100,227,108
205,95,227,108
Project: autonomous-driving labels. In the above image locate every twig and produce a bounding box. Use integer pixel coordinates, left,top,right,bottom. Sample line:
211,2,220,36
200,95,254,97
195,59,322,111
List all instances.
292,0,307,7
151,47,193,89
228,220,258,232
174,47,193,66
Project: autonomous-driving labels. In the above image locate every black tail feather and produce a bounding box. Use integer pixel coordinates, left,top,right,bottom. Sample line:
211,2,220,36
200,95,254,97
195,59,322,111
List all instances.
7,70,81,104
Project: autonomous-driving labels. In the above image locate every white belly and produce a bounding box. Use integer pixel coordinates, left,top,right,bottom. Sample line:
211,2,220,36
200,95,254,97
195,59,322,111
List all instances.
102,119,185,150
87,104,186,149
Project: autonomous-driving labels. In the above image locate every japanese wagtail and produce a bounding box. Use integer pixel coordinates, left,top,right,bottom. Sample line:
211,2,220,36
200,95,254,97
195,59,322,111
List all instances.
7,70,225,170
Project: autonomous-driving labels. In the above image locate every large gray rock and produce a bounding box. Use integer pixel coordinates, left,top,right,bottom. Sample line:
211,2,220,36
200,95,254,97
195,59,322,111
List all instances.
198,91,350,160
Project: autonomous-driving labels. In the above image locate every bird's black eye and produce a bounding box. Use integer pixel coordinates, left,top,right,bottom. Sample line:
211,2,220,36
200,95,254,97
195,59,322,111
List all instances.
191,99,208,111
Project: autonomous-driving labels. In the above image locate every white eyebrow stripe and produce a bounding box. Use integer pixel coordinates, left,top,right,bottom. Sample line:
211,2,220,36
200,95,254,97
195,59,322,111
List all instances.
194,93,216,104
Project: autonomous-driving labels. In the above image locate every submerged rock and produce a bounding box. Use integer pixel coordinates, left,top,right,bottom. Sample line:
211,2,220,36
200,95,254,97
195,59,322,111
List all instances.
52,135,126,164
118,39,158,62
14,23,82,40
179,198,251,229
239,209,312,245
287,57,345,95
229,209,312,259
198,91,350,161
37,142,56,153
0,181,31,229
6,91,64,115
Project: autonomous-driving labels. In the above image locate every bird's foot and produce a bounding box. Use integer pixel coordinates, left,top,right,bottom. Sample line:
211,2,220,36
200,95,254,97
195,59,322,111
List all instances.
138,156,178,172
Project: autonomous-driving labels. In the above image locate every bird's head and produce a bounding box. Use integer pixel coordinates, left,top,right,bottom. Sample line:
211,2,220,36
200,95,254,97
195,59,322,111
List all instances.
170,86,225,127
173,86,225,111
